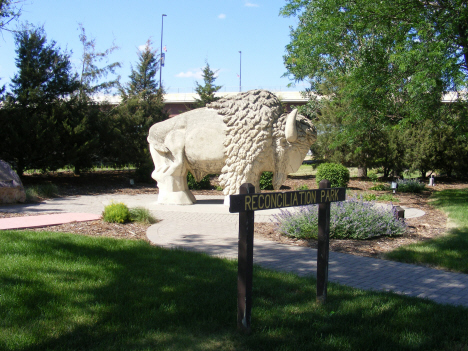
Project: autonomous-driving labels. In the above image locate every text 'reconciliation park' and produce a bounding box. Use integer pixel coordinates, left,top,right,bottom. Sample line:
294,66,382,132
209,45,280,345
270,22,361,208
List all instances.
229,187,346,213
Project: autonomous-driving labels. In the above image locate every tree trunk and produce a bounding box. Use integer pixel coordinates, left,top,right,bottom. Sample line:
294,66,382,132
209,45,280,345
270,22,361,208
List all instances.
383,167,390,178
357,166,367,178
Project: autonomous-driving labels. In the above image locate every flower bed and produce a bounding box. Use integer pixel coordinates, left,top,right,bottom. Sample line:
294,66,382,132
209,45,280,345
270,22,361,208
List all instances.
274,196,406,240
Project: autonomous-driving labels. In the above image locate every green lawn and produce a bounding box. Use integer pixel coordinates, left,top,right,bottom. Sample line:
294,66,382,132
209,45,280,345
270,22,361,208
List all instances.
385,188,468,273
1,231,468,350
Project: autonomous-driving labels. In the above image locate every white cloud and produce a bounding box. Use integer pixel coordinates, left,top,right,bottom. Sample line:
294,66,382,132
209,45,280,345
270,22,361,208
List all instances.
138,43,154,52
218,13,226,19
175,69,203,80
245,2,259,7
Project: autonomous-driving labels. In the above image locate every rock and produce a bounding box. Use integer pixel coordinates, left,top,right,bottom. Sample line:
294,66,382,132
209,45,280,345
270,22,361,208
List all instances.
0,160,26,203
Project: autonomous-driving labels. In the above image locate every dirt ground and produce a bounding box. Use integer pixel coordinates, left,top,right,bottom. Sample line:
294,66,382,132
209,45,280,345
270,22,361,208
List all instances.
1,170,467,259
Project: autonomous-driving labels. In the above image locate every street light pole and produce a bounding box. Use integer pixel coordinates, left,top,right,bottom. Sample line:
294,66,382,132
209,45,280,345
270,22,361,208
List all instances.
239,51,242,92
159,14,167,90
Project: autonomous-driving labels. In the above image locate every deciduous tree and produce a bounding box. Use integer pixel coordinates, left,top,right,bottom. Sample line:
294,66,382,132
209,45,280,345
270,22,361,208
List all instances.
63,24,122,175
0,0,23,33
282,0,468,175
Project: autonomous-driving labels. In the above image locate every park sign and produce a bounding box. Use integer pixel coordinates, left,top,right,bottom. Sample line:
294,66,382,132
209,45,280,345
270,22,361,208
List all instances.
229,180,346,334
229,187,346,213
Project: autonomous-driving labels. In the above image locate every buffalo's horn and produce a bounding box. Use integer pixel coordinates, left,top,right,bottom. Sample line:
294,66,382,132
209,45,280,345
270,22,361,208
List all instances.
285,109,298,143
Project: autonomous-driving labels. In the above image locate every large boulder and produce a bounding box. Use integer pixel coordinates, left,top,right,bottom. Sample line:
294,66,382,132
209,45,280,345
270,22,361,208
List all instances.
0,160,26,204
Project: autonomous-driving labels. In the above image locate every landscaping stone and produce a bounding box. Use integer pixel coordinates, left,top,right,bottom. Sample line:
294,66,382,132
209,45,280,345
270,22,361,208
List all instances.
0,160,26,204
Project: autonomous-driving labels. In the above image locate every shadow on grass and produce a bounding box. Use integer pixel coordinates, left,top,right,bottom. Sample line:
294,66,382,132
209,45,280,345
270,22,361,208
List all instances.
385,188,468,273
430,188,468,208
1,231,468,351
385,227,468,273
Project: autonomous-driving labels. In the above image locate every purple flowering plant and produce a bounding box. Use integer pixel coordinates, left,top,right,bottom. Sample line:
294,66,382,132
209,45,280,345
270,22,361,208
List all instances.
273,196,406,240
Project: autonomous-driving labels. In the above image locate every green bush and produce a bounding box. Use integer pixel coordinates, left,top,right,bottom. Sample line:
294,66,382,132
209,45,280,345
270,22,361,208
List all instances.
316,163,350,188
296,184,309,191
397,179,426,193
260,172,274,190
135,159,155,183
187,172,211,190
369,183,389,191
129,207,157,224
368,170,379,181
102,202,131,223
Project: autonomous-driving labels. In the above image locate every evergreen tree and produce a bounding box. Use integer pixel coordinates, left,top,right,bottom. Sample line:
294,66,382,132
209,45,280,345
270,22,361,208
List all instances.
113,40,168,177
0,25,79,175
122,39,159,101
193,62,222,108
62,24,122,175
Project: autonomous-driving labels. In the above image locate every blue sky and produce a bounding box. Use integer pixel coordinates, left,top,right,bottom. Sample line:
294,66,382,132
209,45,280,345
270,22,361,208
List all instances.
0,0,308,94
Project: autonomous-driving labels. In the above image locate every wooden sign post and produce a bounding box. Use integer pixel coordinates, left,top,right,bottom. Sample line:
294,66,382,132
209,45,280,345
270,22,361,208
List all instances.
316,179,331,304
230,180,346,332
237,183,255,334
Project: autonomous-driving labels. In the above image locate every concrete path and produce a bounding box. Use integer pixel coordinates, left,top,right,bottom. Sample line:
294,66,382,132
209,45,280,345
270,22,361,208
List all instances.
2,193,468,307
0,213,101,230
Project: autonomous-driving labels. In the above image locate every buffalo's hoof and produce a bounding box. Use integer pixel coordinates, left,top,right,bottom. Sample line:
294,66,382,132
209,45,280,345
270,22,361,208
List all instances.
156,190,196,205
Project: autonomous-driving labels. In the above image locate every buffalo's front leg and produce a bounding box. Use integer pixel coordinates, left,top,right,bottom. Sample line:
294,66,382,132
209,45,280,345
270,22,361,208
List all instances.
149,131,196,205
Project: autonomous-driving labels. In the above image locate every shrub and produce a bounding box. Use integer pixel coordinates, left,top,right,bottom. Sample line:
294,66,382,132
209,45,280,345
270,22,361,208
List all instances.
260,172,274,190
296,184,309,191
129,207,157,224
135,159,154,182
102,202,131,223
396,179,426,193
316,163,350,188
369,183,389,191
187,172,211,190
25,183,59,201
274,196,406,240
368,170,379,181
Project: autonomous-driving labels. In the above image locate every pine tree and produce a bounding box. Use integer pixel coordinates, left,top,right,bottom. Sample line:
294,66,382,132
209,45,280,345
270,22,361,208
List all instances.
122,39,159,101
1,25,79,175
193,62,222,108
113,40,168,177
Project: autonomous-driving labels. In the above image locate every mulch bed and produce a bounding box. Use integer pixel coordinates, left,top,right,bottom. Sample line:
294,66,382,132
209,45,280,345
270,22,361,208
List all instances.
1,170,467,259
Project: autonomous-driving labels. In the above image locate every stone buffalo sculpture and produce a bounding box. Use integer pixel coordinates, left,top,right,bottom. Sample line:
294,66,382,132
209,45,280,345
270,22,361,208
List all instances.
147,89,316,205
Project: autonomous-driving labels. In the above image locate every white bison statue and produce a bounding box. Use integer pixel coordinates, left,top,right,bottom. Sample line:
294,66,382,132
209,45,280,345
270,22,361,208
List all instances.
147,90,316,205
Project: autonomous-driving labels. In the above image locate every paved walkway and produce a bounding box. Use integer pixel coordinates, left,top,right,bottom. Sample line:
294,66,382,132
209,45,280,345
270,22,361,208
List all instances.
1,193,467,307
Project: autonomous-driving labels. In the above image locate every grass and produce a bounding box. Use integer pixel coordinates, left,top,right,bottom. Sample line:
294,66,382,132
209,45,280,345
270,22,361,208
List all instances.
1,231,468,350
385,188,468,273
362,193,399,202
129,207,157,224
25,183,59,201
